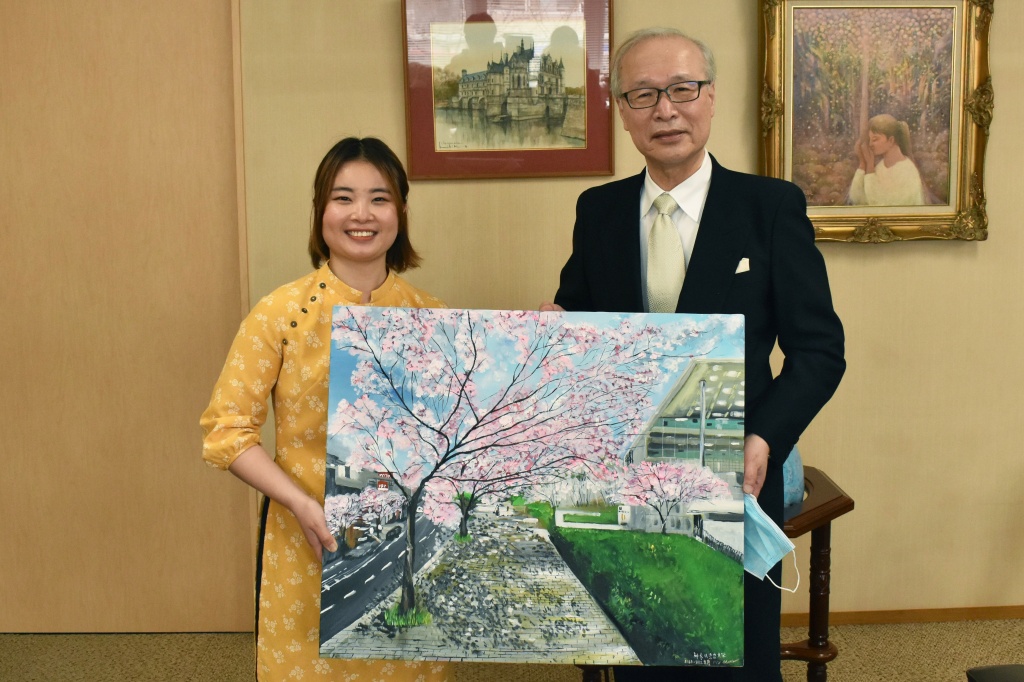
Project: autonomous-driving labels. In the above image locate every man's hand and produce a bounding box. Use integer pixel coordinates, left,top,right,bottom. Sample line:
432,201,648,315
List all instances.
742,433,770,497
539,302,565,312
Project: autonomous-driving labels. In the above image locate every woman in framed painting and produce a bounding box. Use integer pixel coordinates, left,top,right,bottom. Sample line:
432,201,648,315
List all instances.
848,113,926,206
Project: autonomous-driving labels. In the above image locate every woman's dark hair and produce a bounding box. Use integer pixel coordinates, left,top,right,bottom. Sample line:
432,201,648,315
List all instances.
308,137,421,272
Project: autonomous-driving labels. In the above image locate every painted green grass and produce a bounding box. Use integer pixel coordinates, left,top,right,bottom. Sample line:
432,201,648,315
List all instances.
525,501,553,529
552,523,744,666
382,603,432,628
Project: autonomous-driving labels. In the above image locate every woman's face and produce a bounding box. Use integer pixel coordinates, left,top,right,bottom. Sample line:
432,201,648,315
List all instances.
321,160,400,271
868,131,896,157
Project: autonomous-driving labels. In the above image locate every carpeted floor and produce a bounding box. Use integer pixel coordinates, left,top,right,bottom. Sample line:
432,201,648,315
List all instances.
1,620,1021,681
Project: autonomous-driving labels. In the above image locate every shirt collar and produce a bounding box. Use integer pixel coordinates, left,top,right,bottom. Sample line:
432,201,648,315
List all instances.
641,150,713,222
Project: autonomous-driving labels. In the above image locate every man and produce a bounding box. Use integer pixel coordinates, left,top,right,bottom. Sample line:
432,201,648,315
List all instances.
544,28,845,681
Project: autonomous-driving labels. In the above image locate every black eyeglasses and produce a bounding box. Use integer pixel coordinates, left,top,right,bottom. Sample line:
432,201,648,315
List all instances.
620,80,712,109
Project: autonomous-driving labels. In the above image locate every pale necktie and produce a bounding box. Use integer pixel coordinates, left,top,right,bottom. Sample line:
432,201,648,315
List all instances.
647,192,685,313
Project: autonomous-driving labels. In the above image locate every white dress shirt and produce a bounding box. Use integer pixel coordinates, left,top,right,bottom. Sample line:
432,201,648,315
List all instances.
639,150,713,312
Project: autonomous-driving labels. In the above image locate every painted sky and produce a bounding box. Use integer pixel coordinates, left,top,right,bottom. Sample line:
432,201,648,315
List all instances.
326,309,743,462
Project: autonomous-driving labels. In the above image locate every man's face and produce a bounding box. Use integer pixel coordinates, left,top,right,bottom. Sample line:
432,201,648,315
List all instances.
615,35,715,187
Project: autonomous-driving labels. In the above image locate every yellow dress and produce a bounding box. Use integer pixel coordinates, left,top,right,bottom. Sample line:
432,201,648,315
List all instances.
201,263,452,681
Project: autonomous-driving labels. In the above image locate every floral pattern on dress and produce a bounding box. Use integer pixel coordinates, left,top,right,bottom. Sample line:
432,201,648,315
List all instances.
202,264,450,681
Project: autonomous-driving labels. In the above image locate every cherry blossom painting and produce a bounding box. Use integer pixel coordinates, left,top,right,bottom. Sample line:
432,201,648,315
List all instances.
320,308,746,667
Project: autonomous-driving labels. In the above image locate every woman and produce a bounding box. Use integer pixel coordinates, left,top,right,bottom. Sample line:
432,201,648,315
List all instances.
849,113,925,206
201,137,451,681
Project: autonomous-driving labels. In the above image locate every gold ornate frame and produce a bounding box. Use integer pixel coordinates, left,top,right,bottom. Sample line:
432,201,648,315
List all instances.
759,0,993,243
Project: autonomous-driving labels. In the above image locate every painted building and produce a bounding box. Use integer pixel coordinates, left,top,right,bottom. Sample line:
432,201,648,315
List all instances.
453,39,567,121
625,359,746,474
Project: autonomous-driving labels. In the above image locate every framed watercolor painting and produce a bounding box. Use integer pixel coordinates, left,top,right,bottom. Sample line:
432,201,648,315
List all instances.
318,308,747,667
760,0,993,242
401,0,613,179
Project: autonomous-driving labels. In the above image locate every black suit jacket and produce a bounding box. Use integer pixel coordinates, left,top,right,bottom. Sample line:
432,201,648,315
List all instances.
555,158,845,679
554,156,845,472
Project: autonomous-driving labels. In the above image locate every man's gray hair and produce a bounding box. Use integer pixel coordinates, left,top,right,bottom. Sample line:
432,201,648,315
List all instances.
609,27,717,97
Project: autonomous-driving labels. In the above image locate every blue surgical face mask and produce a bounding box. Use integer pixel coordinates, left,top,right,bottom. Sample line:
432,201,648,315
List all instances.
744,493,799,592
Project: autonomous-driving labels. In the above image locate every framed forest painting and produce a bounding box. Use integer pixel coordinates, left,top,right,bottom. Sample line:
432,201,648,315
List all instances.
760,0,993,242
318,308,748,667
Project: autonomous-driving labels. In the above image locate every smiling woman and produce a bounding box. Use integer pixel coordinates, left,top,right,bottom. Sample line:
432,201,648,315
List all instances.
309,137,423,301
319,161,400,286
200,137,451,681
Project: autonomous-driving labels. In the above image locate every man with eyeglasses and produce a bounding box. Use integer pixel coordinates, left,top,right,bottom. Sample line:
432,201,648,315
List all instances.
543,27,845,681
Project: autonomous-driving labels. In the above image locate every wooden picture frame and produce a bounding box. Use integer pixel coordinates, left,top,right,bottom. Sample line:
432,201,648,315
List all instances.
401,0,613,180
760,0,993,242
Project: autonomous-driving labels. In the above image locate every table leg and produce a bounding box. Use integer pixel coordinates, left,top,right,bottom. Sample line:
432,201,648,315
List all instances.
780,522,839,681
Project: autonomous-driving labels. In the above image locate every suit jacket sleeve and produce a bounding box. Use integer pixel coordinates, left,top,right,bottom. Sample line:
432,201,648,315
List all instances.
553,175,645,313
553,190,597,311
744,181,845,461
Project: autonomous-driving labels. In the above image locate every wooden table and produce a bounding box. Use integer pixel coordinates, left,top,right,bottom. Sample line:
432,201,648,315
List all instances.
780,466,855,682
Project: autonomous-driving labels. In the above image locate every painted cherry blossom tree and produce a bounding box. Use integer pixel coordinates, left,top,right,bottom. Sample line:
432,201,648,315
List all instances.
357,486,405,541
526,460,624,512
324,493,360,538
418,478,462,531
328,308,731,615
427,453,538,538
616,460,731,535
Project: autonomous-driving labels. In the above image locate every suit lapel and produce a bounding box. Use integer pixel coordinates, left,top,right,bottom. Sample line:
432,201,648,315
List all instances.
677,158,749,313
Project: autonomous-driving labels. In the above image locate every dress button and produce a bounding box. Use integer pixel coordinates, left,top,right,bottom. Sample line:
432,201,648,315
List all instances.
310,296,317,302
301,308,308,313
319,282,326,289
290,321,297,328
282,339,289,345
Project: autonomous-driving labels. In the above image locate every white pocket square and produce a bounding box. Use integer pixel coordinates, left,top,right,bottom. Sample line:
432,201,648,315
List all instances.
735,257,750,274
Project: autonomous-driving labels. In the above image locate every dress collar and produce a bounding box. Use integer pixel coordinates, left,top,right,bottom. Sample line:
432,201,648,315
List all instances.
318,262,398,305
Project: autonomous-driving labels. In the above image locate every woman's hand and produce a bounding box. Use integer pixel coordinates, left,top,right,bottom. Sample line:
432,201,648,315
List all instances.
857,138,876,173
290,496,338,562
854,137,868,170
228,445,339,561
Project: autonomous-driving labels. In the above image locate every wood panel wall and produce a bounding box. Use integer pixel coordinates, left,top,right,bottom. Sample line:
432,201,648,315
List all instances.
0,1,252,631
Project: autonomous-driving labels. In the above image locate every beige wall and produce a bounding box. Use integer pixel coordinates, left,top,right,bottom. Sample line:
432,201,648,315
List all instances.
240,0,1024,618
1,0,1019,635
0,2,252,631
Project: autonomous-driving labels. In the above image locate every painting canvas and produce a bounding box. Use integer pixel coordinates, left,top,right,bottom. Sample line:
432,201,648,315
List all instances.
789,5,954,208
319,308,746,667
